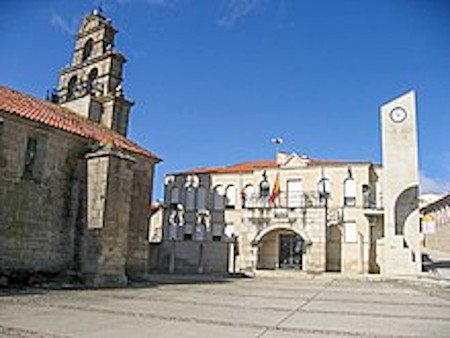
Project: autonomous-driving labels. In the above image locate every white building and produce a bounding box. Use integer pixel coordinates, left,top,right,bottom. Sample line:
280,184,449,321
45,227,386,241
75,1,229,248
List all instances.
153,91,424,276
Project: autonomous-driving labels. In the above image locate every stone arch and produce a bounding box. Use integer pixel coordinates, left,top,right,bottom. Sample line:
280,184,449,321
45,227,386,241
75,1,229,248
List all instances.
82,38,94,61
343,176,356,206
86,68,98,93
253,225,310,270
67,75,77,99
252,225,311,245
394,185,419,235
225,184,236,208
242,184,255,207
213,185,225,210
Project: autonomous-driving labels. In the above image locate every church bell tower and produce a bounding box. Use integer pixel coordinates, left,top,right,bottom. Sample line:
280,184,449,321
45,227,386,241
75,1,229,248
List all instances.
56,9,133,136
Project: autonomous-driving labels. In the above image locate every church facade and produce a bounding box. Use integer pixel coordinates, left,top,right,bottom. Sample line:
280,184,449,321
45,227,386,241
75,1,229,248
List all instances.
0,10,160,286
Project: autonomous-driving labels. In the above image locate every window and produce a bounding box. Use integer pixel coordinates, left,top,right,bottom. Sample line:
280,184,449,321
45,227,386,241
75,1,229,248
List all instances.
212,236,221,242
196,186,207,209
185,186,196,211
225,185,236,208
23,137,37,179
344,178,356,206
184,234,193,240
213,185,225,210
86,68,98,93
287,179,303,208
242,184,255,208
67,76,77,99
170,187,180,204
82,38,93,61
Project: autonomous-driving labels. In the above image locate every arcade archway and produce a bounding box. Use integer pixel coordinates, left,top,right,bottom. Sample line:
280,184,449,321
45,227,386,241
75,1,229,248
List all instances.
253,226,309,270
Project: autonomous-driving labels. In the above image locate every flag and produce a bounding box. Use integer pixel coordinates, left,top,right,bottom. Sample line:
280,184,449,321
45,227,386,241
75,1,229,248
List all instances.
269,174,280,204
271,137,284,144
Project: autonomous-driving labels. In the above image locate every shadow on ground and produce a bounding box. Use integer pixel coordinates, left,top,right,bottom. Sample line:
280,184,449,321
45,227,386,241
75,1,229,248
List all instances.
0,272,247,297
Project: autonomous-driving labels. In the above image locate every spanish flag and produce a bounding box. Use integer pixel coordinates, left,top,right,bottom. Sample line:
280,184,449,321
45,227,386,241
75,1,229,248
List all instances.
269,174,280,204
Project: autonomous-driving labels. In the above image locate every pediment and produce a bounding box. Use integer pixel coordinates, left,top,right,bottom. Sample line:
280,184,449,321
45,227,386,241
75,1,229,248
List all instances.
281,152,310,168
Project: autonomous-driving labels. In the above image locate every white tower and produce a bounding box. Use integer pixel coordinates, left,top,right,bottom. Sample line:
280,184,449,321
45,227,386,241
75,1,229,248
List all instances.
378,91,422,275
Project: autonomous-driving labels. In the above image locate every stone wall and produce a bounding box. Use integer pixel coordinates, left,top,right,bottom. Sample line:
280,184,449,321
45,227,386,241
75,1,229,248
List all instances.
80,149,136,286
421,195,450,254
126,156,155,278
0,113,157,285
425,224,450,253
0,114,85,274
155,241,229,274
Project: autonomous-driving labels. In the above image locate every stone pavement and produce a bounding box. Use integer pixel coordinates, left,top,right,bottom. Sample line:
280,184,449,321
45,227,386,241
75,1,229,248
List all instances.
0,273,449,337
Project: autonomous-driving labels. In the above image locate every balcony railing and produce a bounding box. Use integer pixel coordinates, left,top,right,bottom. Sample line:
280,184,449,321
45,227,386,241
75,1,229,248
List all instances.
363,193,383,214
243,191,322,209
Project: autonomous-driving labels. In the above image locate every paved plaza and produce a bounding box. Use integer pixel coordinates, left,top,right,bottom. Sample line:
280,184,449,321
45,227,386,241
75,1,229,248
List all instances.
0,273,449,337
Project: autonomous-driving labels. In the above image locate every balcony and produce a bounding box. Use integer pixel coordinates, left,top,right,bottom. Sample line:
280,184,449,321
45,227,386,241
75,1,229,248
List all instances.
243,191,322,223
243,191,321,209
363,195,384,216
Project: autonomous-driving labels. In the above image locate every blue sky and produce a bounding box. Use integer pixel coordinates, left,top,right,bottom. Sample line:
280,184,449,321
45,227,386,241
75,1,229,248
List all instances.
1,0,449,199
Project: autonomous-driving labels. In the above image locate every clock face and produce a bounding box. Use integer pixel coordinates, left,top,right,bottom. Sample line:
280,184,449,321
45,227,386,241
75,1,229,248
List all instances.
390,107,407,123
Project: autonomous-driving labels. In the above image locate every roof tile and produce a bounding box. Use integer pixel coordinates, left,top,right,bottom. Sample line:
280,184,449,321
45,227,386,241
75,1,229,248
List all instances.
0,86,160,161
178,158,374,175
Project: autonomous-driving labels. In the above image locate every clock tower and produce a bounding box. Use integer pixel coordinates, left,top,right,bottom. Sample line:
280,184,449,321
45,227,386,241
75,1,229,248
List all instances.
55,9,133,136
378,91,422,275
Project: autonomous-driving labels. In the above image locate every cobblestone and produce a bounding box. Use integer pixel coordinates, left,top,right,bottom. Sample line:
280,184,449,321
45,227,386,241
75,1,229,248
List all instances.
0,274,449,337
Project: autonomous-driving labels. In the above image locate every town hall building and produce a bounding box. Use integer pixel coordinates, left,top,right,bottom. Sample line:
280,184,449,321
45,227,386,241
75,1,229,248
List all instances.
157,92,423,276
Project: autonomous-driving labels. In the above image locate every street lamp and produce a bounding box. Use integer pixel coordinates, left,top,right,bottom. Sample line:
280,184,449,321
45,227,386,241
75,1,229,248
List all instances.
317,171,331,227
317,170,330,272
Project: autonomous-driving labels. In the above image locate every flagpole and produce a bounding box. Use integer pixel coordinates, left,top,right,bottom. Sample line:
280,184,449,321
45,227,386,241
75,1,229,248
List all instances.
271,137,283,159
271,137,283,208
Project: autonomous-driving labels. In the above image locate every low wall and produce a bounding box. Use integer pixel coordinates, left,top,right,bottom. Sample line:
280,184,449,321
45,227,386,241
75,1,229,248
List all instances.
151,241,229,274
424,221,450,253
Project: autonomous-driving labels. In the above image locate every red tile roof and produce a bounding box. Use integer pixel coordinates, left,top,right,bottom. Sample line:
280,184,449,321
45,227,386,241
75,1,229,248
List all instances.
178,158,374,175
0,86,160,161
182,159,279,175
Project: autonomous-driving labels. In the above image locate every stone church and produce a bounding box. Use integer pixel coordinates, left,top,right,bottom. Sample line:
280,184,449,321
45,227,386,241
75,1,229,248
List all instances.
0,10,160,286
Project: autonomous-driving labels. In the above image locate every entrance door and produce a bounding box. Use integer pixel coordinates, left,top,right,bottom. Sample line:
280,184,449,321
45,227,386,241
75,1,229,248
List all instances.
279,234,303,269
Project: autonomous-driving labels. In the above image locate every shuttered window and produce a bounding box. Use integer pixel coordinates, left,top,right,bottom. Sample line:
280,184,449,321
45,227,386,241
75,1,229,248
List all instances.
170,187,180,204
287,179,303,208
196,186,207,209
214,185,225,210
225,185,236,208
185,187,196,211
344,178,356,206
